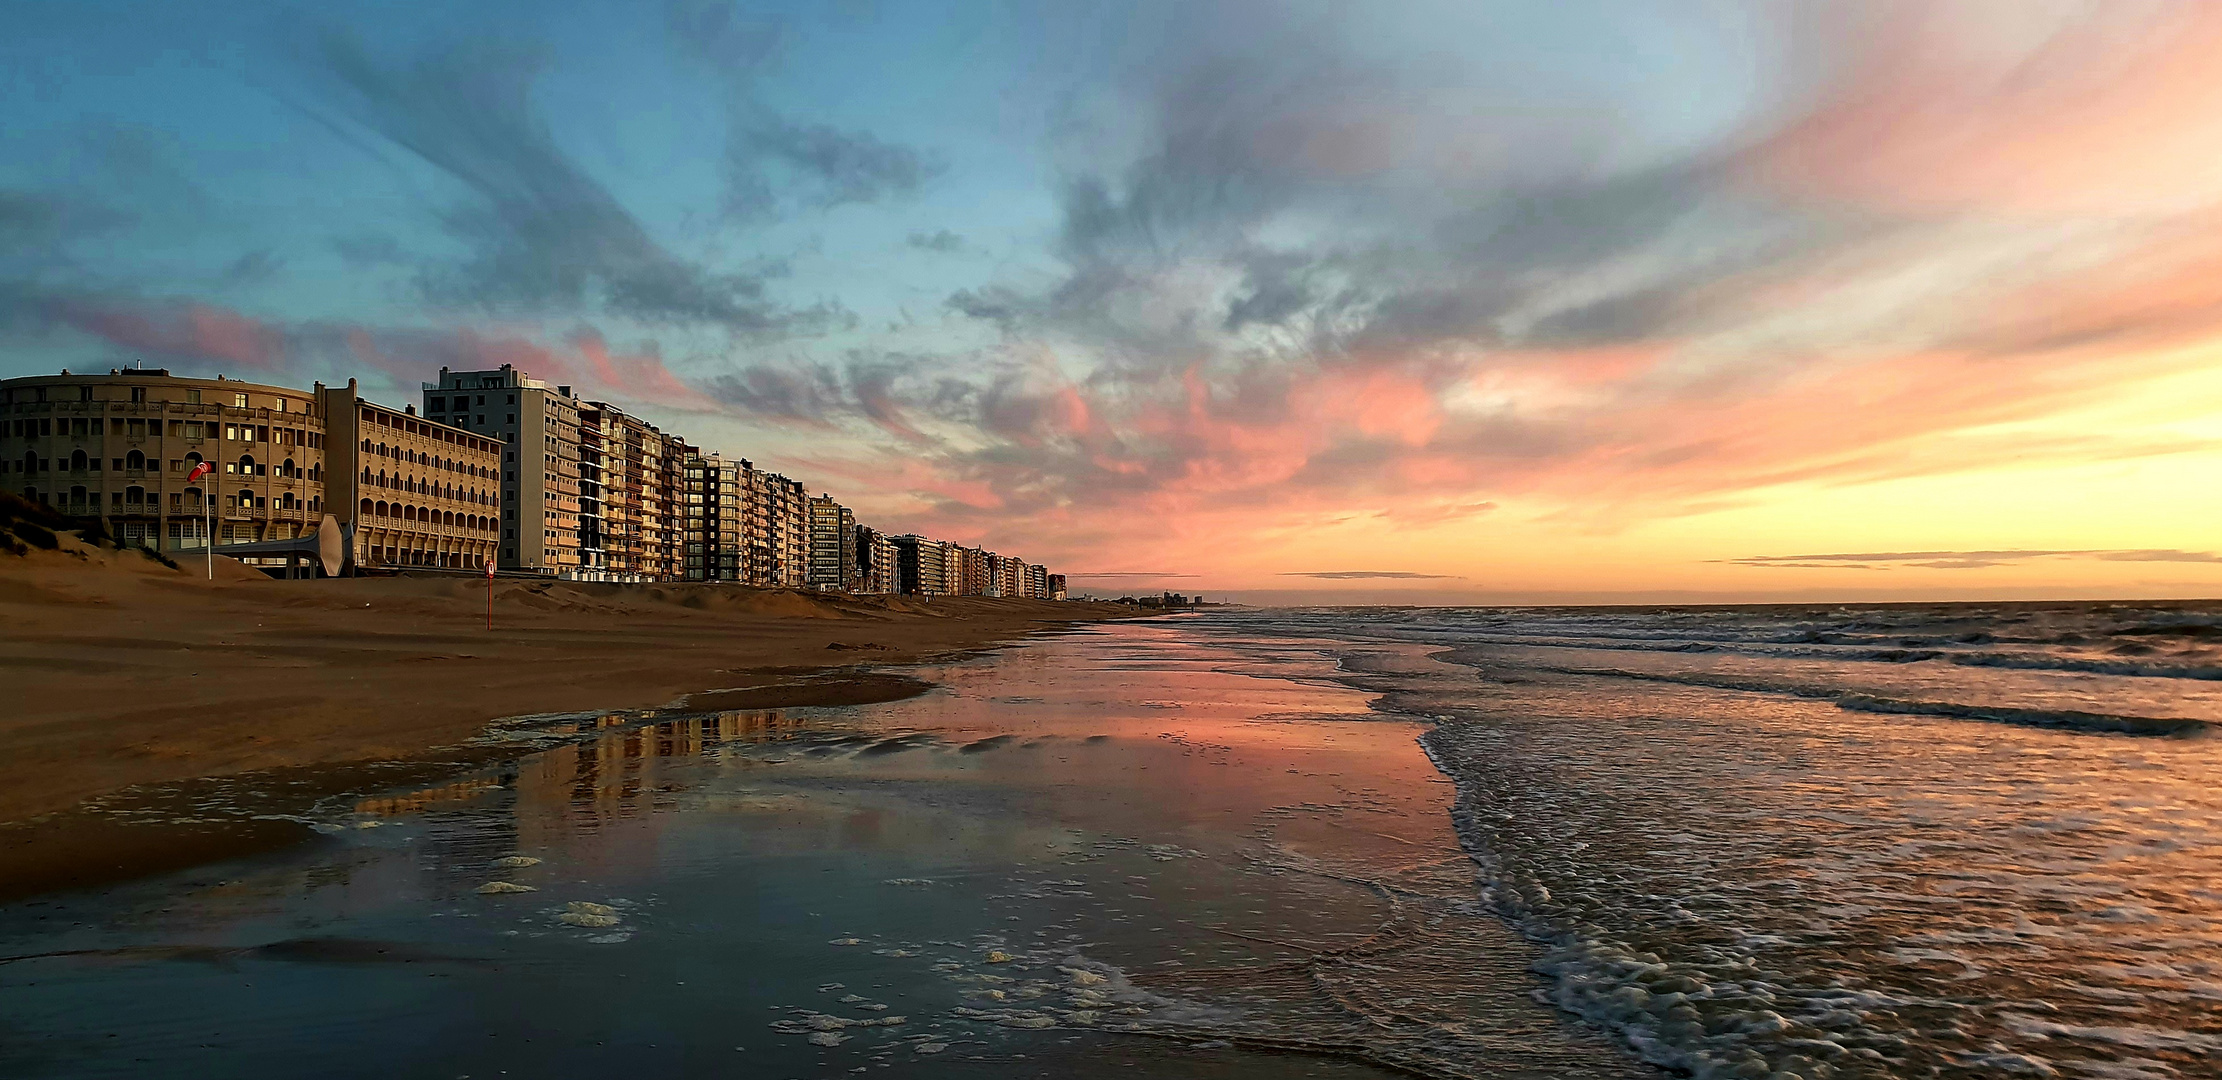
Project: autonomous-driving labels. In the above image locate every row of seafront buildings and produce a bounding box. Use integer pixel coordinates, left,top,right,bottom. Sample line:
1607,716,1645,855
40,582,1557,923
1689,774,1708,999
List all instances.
0,365,1067,598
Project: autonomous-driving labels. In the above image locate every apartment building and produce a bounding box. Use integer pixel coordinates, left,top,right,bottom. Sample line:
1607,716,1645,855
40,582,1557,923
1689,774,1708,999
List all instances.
891,534,947,595
9,365,1069,594
424,366,581,577
1047,573,1067,601
855,525,898,594
683,453,744,582
806,495,855,591
574,403,612,580
2,369,331,552
735,461,807,587
320,380,502,570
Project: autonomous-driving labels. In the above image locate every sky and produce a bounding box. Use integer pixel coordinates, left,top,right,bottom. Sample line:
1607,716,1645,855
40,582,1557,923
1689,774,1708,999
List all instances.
5,0,2222,603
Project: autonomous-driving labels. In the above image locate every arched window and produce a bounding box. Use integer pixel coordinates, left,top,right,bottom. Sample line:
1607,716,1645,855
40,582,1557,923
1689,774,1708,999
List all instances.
360,498,374,518
362,467,373,483
70,450,88,472
125,486,144,505
234,454,254,475
444,511,455,527
125,450,145,471
361,438,372,452
282,458,296,478
375,500,388,517
69,485,88,504
378,470,388,489
19,451,34,475
184,451,203,470
238,488,257,510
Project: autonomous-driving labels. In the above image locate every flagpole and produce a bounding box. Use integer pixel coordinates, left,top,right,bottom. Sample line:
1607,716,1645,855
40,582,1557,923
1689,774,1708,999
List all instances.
186,460,216,580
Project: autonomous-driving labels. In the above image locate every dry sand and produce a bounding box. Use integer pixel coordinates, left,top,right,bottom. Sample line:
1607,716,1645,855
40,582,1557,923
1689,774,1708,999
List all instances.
0,534,1132,828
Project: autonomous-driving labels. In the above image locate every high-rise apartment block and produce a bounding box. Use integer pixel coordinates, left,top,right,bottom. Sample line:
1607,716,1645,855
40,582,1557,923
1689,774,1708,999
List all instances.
9,364,1066,593
683,453,744,582
424,366,581,576
855,525,898,594
806,495,856,591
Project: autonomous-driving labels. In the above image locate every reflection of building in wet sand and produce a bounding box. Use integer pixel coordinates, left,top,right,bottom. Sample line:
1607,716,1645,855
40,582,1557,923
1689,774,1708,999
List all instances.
505,710,808,870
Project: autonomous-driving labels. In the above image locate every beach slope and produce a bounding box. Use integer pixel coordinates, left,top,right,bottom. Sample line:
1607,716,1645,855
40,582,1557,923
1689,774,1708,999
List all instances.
0,536,1127,825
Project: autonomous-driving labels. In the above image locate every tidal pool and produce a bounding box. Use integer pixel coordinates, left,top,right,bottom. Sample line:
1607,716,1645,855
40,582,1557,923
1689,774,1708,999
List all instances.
0,621,1642,1079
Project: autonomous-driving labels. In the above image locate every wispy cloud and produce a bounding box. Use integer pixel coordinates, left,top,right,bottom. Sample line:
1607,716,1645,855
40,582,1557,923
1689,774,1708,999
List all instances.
906,229,965,253
1280,571,1462,580
1731,549,2222,570
306,31,849,337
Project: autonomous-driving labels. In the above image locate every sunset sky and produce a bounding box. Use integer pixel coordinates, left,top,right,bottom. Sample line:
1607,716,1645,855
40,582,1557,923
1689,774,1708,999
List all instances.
6,0,2222,602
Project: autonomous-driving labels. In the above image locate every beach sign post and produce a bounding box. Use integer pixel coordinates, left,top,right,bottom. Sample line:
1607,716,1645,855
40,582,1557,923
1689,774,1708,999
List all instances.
185,460,215,579
485,558,495,630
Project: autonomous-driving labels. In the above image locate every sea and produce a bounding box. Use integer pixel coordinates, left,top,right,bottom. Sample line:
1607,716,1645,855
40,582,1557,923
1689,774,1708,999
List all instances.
0,602,2215,1080
1202,601,2222,1080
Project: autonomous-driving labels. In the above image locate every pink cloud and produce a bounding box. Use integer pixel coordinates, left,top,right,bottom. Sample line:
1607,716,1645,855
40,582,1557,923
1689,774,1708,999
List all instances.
45,298,288,373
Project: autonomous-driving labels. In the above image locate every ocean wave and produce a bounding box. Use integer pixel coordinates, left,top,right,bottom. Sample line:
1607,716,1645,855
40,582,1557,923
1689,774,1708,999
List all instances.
1537,666,2212,736
1948,651,2222,681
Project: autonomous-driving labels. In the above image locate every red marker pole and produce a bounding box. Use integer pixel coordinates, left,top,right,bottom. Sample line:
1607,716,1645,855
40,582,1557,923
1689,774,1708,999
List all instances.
485,558,495,630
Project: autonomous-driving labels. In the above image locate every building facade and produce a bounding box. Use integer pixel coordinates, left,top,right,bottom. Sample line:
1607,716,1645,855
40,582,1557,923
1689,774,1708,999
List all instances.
320,381,501,570
424,366,581,577
8,366,1067,594
683,453,745,582
891,534,947,596
806,495,855,591
3,369,331,553
855,525,898,594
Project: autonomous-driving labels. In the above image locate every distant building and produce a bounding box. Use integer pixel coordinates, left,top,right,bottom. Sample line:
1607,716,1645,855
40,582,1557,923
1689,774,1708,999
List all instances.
806,495,856,591
855,525,898,594
424,366,582,576
1048,573,1066,601
891,534,946,595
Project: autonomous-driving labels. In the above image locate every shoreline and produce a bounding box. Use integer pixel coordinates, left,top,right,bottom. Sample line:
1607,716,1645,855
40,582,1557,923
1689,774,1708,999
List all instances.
0,538,1134,899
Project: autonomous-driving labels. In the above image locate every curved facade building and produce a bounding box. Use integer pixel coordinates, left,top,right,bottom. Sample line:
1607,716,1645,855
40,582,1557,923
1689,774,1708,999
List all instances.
2,369,331,552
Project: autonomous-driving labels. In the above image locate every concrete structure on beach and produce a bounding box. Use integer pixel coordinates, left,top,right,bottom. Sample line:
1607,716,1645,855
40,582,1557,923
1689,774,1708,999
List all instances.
6,365,1073,593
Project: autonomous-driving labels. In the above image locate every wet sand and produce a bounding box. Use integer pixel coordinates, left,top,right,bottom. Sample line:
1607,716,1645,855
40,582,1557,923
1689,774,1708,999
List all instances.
0,621,1647,1079
0,539,1129,894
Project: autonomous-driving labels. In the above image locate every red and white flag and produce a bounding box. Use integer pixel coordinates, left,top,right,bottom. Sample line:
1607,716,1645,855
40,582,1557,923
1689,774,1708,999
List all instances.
185,461,214,483
485,559,495,579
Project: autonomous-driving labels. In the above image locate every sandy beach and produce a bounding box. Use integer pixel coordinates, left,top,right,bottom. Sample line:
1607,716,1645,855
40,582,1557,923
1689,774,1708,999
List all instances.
0,536,1129,893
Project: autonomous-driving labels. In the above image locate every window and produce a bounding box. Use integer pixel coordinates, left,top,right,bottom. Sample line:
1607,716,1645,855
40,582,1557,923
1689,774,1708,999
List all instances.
430,397,446,411
185,389,200,404
130,387,145,404
233,393,248,408
79,385,93,402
